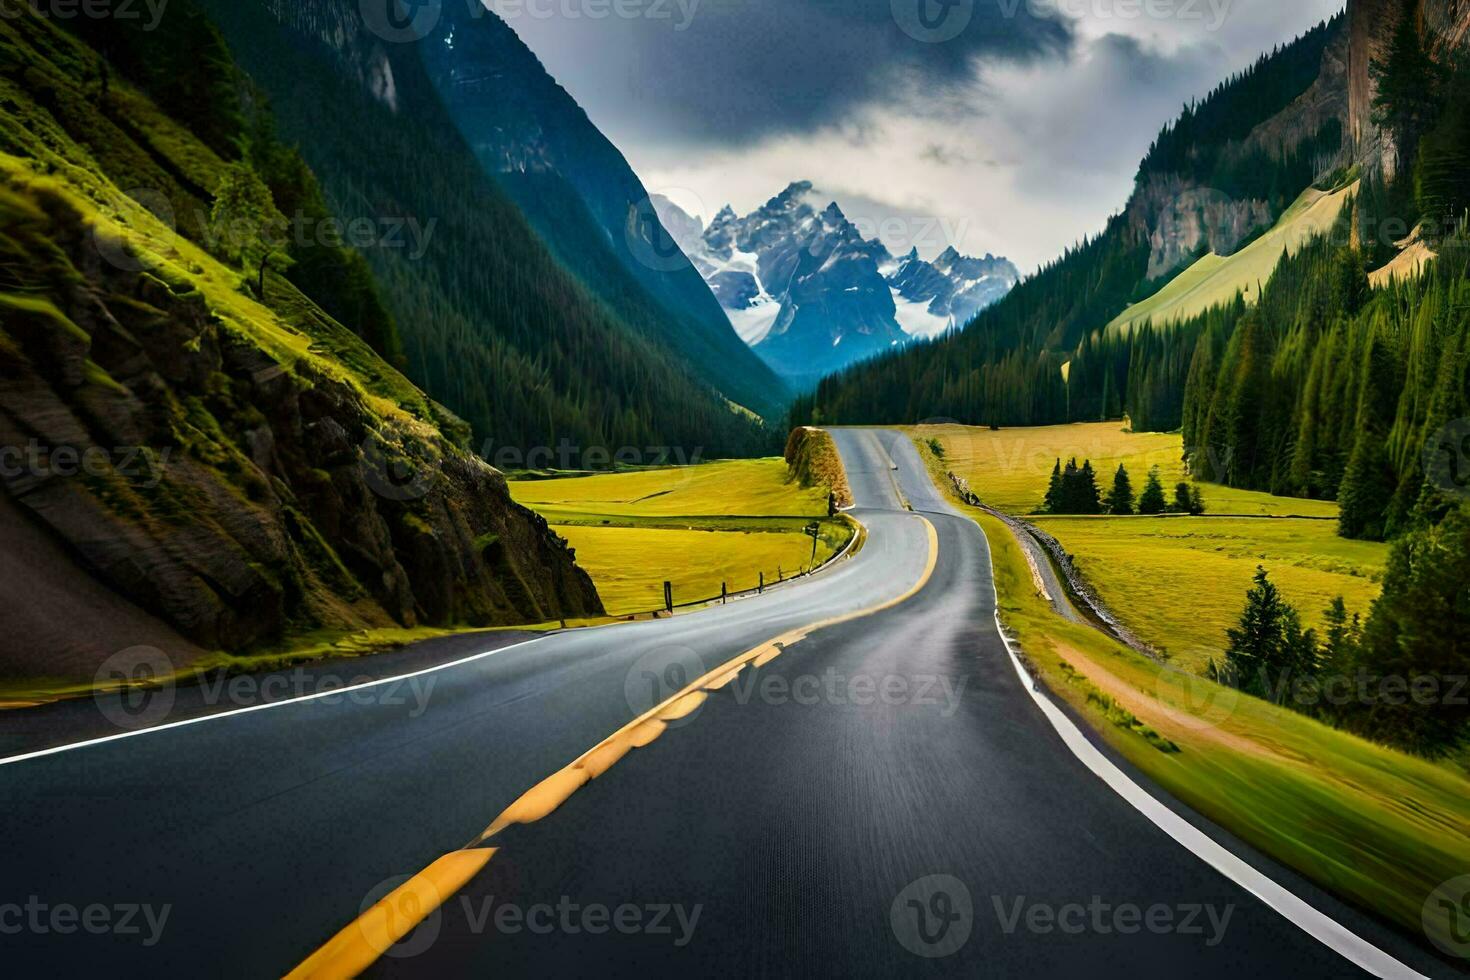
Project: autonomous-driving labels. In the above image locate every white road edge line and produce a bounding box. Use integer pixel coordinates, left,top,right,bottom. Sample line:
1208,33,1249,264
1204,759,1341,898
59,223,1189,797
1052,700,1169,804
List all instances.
0,631,567,768
981,553,1426,978
0,508,877,769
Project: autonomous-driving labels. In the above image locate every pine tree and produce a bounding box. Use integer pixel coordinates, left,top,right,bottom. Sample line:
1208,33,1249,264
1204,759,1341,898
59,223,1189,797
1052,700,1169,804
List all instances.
1044,459,1064,514
1339,428,1397,540
1078,460,1103,515
1105,464,1135,515
1218,567,1319,704
1139,467,1168,515
1347,505,1470,755
1370,0,1444,165
1320,597,1359,672
1173,482,1194,514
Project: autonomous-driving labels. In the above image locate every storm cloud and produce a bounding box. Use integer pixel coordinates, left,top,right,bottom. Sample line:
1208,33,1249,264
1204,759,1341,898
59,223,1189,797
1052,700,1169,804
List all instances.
493,0,1071,145
490,0,1344,269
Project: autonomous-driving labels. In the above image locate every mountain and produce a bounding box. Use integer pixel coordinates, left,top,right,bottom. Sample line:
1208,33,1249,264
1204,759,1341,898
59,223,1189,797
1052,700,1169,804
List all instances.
797,0,1470,545
657,183,1019,390
0,7,601,679
797,14,1348,429
416,2,791,421
190,0,772,462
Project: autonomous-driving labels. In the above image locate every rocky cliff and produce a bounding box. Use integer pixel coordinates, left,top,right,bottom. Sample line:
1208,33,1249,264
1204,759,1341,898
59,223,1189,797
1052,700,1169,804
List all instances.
0,11,601,681
1348,0,1470,176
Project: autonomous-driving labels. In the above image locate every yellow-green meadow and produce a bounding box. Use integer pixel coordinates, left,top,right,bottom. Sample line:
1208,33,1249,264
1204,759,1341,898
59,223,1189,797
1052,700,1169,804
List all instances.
510,459,850,616
914,422,1388,671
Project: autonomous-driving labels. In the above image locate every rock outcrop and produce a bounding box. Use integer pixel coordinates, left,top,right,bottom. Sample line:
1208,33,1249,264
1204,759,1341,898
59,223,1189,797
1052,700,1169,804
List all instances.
0,184,602,675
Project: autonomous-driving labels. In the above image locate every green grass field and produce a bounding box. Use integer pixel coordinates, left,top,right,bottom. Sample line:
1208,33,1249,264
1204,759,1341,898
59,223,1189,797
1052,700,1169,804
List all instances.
510,459,849,616
915,422,1387,672
1035,517,1385,671
510,458,834,518
554,525,841,616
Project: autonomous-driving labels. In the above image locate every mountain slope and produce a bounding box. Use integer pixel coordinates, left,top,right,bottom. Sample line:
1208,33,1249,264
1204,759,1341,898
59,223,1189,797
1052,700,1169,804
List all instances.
800,0,1470,547
795,14,1349,428
1106,180,1358,335
0,8,600,681
660,182,1019,389
192,0,771,460
417,3,791,421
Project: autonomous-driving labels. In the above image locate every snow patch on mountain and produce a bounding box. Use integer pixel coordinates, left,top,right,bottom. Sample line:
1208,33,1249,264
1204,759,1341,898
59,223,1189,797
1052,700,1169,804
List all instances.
653,183,1019,389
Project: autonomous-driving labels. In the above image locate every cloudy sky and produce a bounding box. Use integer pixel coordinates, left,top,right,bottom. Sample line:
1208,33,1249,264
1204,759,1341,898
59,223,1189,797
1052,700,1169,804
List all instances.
489,0,1343,271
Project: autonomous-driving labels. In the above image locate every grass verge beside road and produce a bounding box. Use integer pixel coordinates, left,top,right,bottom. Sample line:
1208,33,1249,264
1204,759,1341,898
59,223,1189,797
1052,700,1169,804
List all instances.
978,503,1470,953
510,458,852,617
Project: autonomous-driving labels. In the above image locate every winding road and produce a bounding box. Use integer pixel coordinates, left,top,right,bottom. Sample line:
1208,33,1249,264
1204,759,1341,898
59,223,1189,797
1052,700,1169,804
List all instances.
0,431,1455,977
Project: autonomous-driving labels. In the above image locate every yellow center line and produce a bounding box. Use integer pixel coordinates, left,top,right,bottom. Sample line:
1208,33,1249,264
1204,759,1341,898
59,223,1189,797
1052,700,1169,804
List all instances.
286,514,939,979
286,848,496,979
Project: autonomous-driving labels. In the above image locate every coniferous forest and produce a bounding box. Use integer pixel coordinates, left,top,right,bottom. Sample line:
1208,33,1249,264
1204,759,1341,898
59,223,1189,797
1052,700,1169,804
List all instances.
795,7,1470,551
67,0,772,465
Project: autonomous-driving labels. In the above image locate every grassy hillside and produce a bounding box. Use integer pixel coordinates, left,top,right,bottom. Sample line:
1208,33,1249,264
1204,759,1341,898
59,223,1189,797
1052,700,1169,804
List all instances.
0,9,600,685
1032,517,1385,671
511,459,851,616
1106,182,1358,336
918,423,1387,672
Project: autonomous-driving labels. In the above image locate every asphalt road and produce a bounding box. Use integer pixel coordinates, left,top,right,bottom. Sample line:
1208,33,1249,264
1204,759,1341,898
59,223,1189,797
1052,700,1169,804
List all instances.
0,430,1457,977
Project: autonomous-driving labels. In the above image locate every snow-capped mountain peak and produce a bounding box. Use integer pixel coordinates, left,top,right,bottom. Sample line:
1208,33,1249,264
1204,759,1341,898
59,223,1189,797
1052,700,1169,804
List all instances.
653,183,1019,390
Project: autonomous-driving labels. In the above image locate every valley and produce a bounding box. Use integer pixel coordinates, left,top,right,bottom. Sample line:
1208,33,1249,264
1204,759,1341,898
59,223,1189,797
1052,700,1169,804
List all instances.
4,0,1470,976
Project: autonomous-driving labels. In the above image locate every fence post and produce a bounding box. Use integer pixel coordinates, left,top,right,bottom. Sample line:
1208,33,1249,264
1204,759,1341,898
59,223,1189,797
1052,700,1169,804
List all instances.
758,572,764,595
663,581,673,615
721,582,727,605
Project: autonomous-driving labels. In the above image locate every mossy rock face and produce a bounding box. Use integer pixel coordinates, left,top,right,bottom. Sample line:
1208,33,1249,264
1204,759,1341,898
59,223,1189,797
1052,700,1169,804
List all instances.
0,11,603,671
1,185,603,656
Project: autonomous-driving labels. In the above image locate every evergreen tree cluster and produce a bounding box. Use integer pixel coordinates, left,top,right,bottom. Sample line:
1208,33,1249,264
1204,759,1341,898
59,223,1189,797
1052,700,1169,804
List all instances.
1179,213,1470,541
1041,461,1202,516
1213,512,1470,759
1043,459,1103,515
1210,567,1320,704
